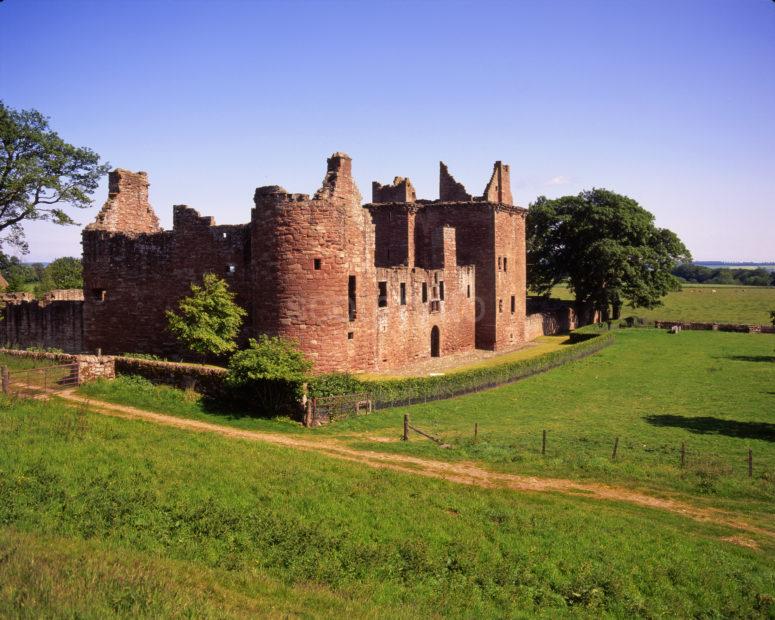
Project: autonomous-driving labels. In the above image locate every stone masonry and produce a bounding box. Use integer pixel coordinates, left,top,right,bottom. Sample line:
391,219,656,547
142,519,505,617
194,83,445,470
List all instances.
79,155,528,373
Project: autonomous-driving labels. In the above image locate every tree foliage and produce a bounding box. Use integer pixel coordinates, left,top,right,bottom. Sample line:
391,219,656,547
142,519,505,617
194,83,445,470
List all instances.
166,273,247,358
226,335,313,415
527,189,691,320
673,263,774,287
0,101,110,252
37,256,82,294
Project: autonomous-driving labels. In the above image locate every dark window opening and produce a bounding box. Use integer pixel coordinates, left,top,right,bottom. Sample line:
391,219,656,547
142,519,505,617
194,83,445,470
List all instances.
422,282,428,303
226,264,236,275
503,257,508,272
314,258,322,270
434,273,438,283
93,288,106,302
511,295,515,314
430,300,440,313
348,276,357,321
439,281,445,301
499,298,503,313
467,284,471,298
347,331,354,340
378,281,388,307
400,282,406,305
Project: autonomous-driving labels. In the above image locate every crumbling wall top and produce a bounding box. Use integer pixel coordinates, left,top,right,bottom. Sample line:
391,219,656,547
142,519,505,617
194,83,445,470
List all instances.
482,161,513,205
313,152,362,208
439,162,473,202
372,176,417,204
86,169,162,235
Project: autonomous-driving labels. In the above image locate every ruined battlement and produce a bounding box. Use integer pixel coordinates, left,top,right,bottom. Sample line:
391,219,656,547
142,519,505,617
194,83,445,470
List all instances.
86,169,161,235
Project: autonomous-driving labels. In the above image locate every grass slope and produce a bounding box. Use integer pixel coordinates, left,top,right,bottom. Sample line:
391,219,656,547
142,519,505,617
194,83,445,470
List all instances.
1,400,772,617
81,330,775,509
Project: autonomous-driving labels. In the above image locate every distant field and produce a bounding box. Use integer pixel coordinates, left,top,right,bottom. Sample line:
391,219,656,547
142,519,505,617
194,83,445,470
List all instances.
551,284,775,325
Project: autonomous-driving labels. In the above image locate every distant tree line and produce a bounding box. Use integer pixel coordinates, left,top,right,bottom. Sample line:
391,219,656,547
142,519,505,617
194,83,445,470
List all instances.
672,264,774,287
0,254,82,295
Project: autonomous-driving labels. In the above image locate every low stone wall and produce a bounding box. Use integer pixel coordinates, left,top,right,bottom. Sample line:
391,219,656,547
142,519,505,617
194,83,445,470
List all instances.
653,321,775,334
0,348,114,383
525,298,584,340
114,357,227,396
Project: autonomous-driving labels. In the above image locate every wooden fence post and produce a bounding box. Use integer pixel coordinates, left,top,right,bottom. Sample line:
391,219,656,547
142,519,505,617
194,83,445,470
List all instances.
403,414,409,441
1,366,8,395
748,449,753,478
542,430,546,455
611,437,619,460
474,422,478,443
680,442,686,468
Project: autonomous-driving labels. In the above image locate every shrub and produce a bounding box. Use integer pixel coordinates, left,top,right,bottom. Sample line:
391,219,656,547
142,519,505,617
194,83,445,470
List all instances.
226,336,312,416
122,352,164,361
308,372,363,398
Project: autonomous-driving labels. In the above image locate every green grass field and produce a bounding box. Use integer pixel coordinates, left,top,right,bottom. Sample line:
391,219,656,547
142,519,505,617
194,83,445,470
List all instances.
1,398,773,617
81,330,775,513
0,352,63,372
551,283,775,325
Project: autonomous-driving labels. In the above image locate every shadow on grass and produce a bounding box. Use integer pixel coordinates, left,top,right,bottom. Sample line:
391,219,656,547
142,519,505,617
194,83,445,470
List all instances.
724,355,775,363
644,415,775,442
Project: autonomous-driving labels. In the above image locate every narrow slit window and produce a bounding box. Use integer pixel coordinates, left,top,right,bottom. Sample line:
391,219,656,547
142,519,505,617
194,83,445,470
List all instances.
378,281,388,307
503,257,508,272
498,256,502,270
499,298,503,313
314,258,322,270
467,284,471,298
422,282,428,303
511,295,516,314
348,276,357,321
439,281,445,301
400,282,406,305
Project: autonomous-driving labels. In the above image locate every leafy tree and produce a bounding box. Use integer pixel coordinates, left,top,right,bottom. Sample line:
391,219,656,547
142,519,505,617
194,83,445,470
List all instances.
166,273,247,359
36,256,82,294
226,335,313,414
527,189,691,321
0,101,110,253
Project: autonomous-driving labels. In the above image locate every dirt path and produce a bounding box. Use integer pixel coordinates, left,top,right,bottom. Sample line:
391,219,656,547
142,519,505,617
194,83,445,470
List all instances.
57,390,773,543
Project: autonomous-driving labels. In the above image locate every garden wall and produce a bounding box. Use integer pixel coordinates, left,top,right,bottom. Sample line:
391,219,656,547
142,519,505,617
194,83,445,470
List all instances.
653,320,775,334
113,357,227,396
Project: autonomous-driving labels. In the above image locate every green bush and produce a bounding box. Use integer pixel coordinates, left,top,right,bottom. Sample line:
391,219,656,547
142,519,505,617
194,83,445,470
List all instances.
226,336,312,416
308,372,363,398
122,352,164,361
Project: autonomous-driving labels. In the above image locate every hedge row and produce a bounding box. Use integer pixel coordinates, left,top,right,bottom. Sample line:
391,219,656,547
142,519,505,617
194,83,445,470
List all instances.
337,329,615,410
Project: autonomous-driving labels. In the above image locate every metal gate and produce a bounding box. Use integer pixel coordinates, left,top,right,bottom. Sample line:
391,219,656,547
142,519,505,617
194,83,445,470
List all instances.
1,364,79,399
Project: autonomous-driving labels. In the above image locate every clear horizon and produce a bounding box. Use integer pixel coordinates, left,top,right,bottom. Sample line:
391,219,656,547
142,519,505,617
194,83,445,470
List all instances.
1,0,774,263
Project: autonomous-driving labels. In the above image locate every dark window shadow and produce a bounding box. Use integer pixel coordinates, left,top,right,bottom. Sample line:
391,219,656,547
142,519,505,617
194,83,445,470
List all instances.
644,415,774,442
724,355,775,363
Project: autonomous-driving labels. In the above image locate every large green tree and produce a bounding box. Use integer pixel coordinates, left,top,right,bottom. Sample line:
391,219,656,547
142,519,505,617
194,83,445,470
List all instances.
527,189,691,321
166,273,247,359
0,101,110,253
37,256,83,294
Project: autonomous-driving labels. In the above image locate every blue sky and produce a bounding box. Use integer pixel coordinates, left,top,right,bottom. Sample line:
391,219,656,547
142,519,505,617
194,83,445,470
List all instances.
1,0,774,262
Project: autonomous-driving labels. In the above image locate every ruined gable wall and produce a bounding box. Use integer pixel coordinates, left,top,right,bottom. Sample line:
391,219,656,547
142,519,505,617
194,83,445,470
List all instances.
82,211,253,357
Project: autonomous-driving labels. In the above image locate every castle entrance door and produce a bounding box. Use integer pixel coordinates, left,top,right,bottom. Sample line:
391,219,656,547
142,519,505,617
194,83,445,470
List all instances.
430,326,440,357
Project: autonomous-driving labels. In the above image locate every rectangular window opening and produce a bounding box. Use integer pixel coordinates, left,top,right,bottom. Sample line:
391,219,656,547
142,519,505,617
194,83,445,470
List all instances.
226,264,236,275
93,288,106,302
439,281,445,301
348,276,357,321
498,256,502,270
400,282,406,305
347,331,354,340
503,257,508,272
511,295,515,314
422,282,428,303
467,284,471,298
499,298,503,313
314,258,322,270
378,281,388,307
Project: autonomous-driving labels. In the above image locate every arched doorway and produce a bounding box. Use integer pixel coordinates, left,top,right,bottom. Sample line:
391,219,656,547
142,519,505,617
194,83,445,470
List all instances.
430,325,440,357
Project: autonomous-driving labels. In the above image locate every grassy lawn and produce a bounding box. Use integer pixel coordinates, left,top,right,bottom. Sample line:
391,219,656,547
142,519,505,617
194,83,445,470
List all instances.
1,399,772,617
0,352,64,372
80,330,775,510
551,283,775,325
